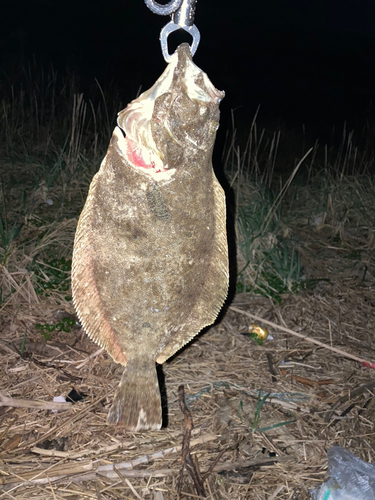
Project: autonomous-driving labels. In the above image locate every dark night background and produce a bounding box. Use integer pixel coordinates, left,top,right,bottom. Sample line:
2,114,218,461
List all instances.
2,0,375,145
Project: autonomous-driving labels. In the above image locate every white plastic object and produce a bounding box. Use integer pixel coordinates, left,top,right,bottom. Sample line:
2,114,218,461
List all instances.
311,446,375,500
51,395,66,413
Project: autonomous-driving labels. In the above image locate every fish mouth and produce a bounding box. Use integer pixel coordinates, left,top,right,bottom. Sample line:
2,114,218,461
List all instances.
114,43,223,181
115,127,176,182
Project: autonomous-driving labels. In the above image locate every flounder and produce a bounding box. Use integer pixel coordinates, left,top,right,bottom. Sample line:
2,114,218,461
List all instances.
72,43,228,430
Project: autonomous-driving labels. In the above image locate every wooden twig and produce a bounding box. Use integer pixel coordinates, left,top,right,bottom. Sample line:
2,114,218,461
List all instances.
31,427,208,459
266,353,277,382
201,447,227,482
230,305,375,367
113,466,143,500
212,456,283,473
268,485,285,500
16,391,114,451
75,347,104,369
324,380,375,422
0,455,286,492
57,456,276,498
31,440,133,459
1,434,217,488
291,375,334,387
0,392,72,411
177,385,206,498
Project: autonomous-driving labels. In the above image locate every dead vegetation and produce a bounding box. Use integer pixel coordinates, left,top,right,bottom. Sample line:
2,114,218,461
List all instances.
1,73,375,499
2,258,375,499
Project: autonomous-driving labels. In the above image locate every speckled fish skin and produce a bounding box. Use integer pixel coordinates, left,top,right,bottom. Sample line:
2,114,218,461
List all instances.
72,43,229,431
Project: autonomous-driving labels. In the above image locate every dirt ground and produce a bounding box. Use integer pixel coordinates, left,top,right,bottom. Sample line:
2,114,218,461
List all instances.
1,211,375,500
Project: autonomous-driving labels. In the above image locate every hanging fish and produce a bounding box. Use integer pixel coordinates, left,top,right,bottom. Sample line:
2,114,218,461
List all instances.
72,43,228,430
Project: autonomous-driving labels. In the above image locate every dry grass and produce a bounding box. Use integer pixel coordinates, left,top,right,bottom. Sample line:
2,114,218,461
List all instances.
2,267,375,499
1,79,375,498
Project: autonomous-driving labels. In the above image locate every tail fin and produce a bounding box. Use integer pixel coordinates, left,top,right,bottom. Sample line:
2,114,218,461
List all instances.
107,358,162,431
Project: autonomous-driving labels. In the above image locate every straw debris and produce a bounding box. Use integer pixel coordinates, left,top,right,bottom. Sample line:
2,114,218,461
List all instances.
1,72,375,498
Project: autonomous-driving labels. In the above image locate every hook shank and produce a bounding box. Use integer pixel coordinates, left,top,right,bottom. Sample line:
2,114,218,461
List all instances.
144,0,200,63
144,0,182,16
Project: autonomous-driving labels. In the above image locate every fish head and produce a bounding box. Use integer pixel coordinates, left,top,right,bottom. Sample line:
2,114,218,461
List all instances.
151,45,224,153
116,43,224,179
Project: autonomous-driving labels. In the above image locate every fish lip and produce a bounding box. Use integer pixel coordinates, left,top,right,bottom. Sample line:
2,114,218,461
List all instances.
114,127,176,182
113,43,223,177
116,43,224,153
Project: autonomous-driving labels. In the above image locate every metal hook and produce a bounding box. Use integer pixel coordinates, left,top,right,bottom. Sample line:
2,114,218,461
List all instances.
144,0,201,63
144,0,182,16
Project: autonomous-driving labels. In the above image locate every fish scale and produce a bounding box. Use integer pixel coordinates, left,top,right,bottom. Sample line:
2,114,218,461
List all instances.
72,43,229,431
